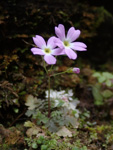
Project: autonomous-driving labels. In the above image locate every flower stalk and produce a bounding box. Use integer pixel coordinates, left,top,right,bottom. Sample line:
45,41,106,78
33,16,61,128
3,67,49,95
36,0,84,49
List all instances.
48,75,51,118
42,58,51,118
51,70,69,77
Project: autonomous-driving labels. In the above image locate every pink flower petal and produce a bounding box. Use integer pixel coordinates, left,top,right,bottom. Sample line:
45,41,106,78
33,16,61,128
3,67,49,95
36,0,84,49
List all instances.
71,44,87,51
33,35,46,48
52,48,65,56
44,55,56,65
72,42,87,48
31,48,44,55
55,26,65,40
59,49,66,55
67,27,81,42
54,37,64,49
65,48,77,59
47,36,56,49
58,24,65,40
55,27,62,39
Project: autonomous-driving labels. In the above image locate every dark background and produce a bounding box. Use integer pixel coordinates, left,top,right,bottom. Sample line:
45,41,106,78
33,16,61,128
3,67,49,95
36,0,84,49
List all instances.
0,0,113,66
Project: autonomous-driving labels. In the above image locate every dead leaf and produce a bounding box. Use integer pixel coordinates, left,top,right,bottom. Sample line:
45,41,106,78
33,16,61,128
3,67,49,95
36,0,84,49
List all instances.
56,126,72,137
26,126,41,137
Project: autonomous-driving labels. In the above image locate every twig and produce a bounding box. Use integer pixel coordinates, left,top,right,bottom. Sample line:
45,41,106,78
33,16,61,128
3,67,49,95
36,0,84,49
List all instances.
9,109,27,127
22,39,35,47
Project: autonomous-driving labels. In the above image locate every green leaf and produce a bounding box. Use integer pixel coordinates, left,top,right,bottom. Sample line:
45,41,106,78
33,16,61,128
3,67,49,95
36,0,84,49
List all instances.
35,111,49,125
13,108,19,113
82,146,88,150
41,145,48,150
102,72,113,79
92,85,103,105
101,90,113,98
72,147,80,150
24,121,34,127
32,142,38,149
98,76,106,83
46,120,60,132
25,109,36,117
56,100,64,107
25,95,38,110
38,136,45,142
105,79,112,87
66,115,79,128
72,146,87,150
37,139,42,144
93,72,101,78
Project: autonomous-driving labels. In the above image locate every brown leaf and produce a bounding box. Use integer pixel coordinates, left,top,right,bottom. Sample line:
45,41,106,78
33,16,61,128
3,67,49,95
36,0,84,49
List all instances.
56,126,72,137
26,126,41,137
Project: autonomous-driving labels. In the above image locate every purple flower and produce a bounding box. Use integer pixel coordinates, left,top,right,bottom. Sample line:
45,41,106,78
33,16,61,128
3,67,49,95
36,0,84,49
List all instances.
54,24,87,59
31,35,62,65
73,68,80,74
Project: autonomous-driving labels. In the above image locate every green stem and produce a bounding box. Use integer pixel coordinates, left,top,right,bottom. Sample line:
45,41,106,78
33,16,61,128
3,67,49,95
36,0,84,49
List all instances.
51,70,69,77
42,57,69,118
43,59,48,74
48,75,51,118
42,57,51,118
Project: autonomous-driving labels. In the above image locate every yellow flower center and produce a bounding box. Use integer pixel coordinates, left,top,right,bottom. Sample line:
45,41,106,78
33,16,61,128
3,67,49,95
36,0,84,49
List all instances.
64,40,70,47
44,48,51,54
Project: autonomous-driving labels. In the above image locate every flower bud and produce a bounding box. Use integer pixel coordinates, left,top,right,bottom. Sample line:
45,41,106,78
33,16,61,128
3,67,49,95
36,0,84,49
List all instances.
73,68,80,74
66,67,80,74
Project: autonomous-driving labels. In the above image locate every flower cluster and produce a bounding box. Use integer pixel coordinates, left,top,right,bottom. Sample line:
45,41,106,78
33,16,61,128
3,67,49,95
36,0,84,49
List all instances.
31,24,87,66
